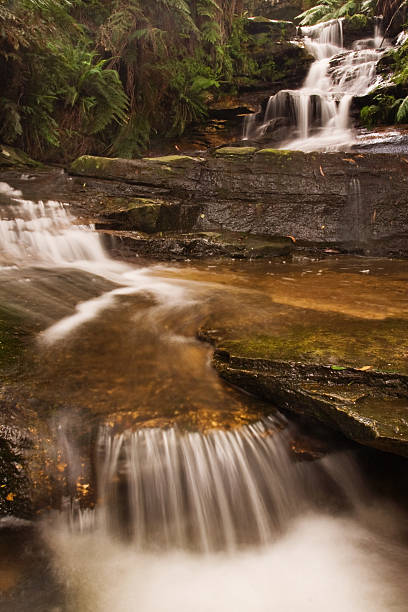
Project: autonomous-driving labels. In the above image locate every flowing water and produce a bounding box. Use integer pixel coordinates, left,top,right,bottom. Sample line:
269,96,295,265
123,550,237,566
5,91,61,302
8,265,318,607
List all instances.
243,18,389,151
1,175,408,610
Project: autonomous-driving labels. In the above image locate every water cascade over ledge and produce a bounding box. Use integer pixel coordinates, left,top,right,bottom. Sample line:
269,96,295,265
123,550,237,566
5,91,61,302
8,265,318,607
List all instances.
1,177,408,611
243,19,387,151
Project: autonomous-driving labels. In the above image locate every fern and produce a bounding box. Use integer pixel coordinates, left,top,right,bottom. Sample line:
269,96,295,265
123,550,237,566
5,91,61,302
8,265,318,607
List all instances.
396,96,408,122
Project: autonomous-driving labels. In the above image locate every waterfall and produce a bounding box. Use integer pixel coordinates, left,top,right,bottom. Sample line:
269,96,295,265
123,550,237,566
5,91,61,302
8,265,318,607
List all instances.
0,182,193,343
243,19,388,151
68,418,366,552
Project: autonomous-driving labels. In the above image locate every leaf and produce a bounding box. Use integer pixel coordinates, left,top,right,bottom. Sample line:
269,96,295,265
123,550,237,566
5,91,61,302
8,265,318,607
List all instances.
396,96,408,123
357,365,373,371
331,365,346,371
6,492,14,501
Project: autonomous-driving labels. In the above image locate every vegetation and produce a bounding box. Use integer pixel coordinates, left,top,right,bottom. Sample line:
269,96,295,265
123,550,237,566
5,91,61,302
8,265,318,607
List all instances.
294,0,408,128
296,0,375,26
0,0,270,161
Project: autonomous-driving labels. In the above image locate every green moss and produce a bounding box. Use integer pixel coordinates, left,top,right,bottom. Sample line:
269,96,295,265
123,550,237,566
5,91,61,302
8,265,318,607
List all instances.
255,148,293,156
102,197,164,213
70,155,114,175
0,145,41,168
345,14,369,31
214,147,257,156
219,318,408,374
248,16,273,23
143,155,199,164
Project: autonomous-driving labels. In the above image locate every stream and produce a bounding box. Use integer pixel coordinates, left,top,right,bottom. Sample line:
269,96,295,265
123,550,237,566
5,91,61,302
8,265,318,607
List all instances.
1,175,408,610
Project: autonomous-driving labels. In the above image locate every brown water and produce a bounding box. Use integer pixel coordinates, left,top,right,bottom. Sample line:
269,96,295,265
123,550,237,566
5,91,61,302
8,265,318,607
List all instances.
1,175,408,611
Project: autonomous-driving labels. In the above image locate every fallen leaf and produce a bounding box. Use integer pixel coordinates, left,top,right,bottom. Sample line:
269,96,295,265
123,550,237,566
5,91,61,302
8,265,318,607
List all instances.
331,365,346,371
319,165,325,176
286,235,296,243
358,365,373,371
6,493,14,501
342,158,356,164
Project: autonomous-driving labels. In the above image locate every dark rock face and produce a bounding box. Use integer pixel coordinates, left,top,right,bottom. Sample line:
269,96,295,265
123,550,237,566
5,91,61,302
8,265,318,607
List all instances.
253,0,303,22
101,230,294,260
244,16,296,38
70,149,408,257
341,15,378,48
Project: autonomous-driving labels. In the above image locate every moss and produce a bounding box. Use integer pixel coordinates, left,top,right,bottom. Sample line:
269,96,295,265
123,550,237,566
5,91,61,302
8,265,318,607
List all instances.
143,155,199,165
102,197,164,213
218,317,408,374
214,147,257,156
0,145,41,168
255,148,293,156
70,155,114,175
248,16,273,23
344,14,369,31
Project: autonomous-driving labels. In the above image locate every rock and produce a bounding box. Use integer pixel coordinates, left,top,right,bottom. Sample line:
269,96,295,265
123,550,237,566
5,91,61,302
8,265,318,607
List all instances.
101,230,294,260
97,197,175,234
0,145,41,169
198,306,408,457
244,17,296,38
253,0,303,21
70,149,408,257
342,15,378,48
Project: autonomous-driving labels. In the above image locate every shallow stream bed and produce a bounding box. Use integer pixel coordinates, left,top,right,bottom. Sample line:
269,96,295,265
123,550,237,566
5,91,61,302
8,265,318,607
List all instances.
0,175,408,611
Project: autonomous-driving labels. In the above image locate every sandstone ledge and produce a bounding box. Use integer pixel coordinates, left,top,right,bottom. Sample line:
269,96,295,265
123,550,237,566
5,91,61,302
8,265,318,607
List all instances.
70,149,408,257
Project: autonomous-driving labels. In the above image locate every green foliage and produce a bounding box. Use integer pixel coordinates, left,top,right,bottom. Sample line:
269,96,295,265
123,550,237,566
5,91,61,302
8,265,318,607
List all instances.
396,95,408,122
0,0,261,160
0,0,129,160
360,93,406,126
296,1,373,25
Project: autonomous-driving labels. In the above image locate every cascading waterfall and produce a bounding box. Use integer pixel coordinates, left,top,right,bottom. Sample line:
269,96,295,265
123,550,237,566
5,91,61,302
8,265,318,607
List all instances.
243,19,388,151
68,417,367,553
2,178,408,611
0,182,193,343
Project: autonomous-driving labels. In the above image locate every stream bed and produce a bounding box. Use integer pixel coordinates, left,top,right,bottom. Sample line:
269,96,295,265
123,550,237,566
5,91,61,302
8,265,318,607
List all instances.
0,175,408,611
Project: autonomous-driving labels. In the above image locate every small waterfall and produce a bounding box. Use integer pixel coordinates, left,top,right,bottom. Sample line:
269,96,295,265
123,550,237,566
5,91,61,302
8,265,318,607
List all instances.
69,418,367,552
0,183,106,267
0,182,193,343
243,19,388,151
345,176,365,243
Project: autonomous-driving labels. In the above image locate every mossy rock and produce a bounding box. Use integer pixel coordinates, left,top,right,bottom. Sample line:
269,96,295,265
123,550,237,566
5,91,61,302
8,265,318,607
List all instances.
0,145,41,168
200,309,408,457
214,147,258,157
142,155,201,166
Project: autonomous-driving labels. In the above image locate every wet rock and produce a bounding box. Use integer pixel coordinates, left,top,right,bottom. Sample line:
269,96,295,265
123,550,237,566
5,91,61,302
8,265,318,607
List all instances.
70,149,408,257
198,313,408,457
342,15,378,48
0,145,41,169
244,17,296,38
101,230,294,260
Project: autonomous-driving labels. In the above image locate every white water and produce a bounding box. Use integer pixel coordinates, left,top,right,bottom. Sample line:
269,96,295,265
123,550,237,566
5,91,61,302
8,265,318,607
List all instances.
243,19,388,151
46,421,408,612
2,179,408,610
0,182,193,343
72,418,365,551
